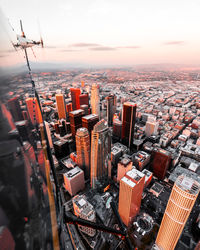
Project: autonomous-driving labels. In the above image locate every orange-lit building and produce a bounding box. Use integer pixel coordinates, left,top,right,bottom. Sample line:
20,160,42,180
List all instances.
55,94,66,120
117,158,133,182
82,114,99,134
118,168,145,226
26,97,43,125
76,127,90,178
91,84,100,118
156,175,200,250
122,102,137,148
70,88,81,110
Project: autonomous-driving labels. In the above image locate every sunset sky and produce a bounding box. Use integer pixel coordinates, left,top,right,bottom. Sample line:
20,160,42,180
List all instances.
1,0,200,67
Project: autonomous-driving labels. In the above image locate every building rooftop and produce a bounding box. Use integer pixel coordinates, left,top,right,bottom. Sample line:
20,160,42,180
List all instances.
121,176,136,188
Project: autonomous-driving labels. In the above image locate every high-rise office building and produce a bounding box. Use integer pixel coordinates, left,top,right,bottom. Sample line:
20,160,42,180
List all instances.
152,148,171,180
7,96,23,122
82,114,99,134
55,94,66,120
25,97,43,125
44,121,53,148
117,158,133,182
90,119,111,188
72,195,96,237
118,168,145,226
79,93,89,107
70,88,81,110
156,175,200,250
76,127,90,178
122,102,137,148
106,94,116,127
113,119,122,139
69,109,85,136
91,84,100,118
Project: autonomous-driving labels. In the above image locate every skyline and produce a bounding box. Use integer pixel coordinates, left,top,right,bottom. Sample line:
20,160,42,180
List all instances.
1,0,200,67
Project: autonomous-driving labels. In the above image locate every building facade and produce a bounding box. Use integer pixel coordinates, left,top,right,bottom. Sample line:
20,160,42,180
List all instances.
76,127,90,178
72,195,96,237
106,94,116,127
91,84,100,118
90,119,111,188
118,168,145,226
26,97,43,125
55,94,66,120
156,175,200,250
70,88,81,110
122,102,137,148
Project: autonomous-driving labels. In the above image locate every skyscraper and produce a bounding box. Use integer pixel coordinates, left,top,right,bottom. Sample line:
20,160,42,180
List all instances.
70,88,81,110
90,119,111,188
106,94,116,127
69,109,85,136
91,84,100,118
26,97,43,125
156,175,200,250
152,148,171,180
76,127,90,178
118,168,145,226
55,94,66,120
82,114,99,134
122,102,137,148
113,118,122,139
79,93,89,107
7,96,23,122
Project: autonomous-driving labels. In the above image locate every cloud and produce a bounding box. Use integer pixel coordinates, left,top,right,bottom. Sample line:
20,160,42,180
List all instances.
69,43,101,47
60,49,80,52
117,46,141,49
90,46,116,51
45,45,57,49
164,41,185,45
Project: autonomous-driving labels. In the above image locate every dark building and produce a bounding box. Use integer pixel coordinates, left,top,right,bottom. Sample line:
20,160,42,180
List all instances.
80,104,89,115
113,118,122,139
53,140,69,159
79,93,89,106
7,96,23,122
152,148,171,180
106,94,116,127
82,114,99,134
69,109,85,136
122,102,137,148
70,88,81,110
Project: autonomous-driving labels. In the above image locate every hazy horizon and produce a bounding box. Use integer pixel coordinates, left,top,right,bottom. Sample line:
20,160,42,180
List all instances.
1,0,200,67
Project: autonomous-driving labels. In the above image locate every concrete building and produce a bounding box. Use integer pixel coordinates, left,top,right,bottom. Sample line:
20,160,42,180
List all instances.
122,102,137,148
26,97,43,125
76,127,90,178
118,168,145,226
69,109,85,136
72,195,96,237
91,83,100,118
117,158,133,182
63,167,85,196
106,94,116,127
156,175,200,250
145,120,158,137
55,94,66,120
90,119,111,188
